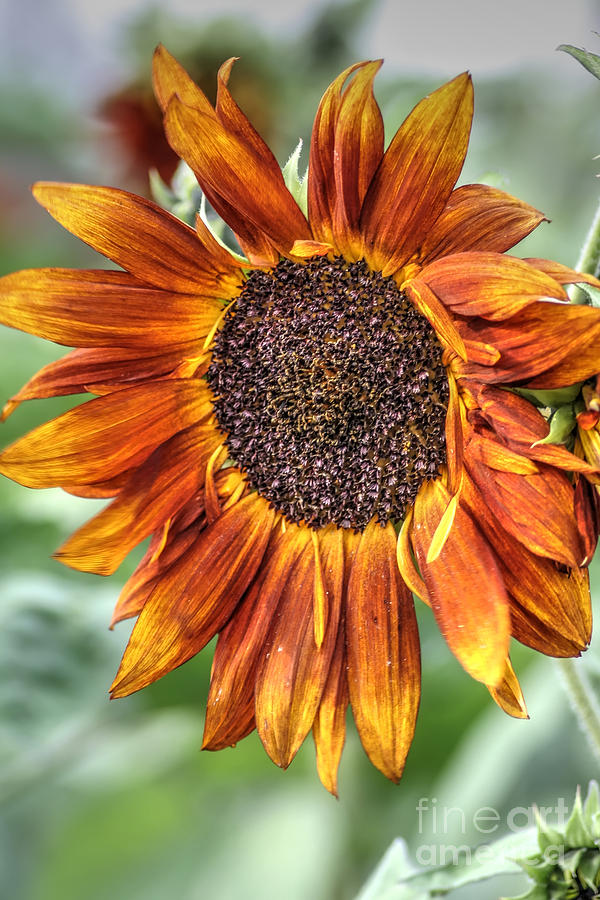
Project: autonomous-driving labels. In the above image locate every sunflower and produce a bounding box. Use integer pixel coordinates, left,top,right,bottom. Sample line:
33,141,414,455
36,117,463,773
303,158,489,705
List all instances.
1,48,600,794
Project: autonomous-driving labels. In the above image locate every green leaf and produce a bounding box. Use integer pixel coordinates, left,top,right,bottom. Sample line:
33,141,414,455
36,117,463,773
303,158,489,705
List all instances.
577,849,600,888
557,44,600,81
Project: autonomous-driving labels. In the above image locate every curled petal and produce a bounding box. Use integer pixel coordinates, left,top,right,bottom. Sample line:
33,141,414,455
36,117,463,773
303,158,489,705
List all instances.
466,453,585,568
523,257,600,288
461,471,591,650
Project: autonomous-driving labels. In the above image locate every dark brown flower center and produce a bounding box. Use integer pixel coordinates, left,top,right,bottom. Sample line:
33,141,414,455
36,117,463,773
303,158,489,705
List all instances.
207,256,448,530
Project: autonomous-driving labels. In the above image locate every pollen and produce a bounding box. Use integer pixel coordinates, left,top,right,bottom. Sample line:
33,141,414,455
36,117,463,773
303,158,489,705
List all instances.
207,256,449,529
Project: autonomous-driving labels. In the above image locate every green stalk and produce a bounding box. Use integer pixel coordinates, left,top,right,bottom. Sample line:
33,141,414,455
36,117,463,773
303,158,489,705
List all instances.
557,658,600,764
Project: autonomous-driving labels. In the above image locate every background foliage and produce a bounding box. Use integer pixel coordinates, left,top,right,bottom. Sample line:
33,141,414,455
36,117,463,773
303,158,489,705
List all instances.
1,1,599,897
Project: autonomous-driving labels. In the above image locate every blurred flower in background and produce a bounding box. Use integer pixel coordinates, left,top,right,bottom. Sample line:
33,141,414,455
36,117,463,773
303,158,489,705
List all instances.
1,1,600,899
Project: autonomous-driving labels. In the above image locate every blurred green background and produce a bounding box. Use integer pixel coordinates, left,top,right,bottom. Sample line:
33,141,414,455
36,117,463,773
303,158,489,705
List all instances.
1,1,600,898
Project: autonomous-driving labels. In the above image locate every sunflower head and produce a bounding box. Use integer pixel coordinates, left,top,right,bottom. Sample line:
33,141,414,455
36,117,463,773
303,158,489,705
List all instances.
1,48,600,793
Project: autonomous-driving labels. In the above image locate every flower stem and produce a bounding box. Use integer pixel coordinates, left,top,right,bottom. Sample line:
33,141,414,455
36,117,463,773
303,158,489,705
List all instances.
556,657,600,763
576,195,600,276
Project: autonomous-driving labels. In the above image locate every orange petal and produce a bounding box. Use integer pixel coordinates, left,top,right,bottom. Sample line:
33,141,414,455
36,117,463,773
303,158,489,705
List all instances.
466,451,585,568
110,492,276,697
111,521,201,628
396,506,430,605
32,183,240,295
54,424,222,575
256,527,344,768
331,61,384,259
1,346,196,419
404,279,466,361
0,268,222,349
163,96,310,258
152,44,215,116
461,470,591,649
445,370,466,493
523,257,600,288
487,658,528,719
307,61,366,248
312,615,348,797
574,475,600,565
0,379,210,490
346,519,421,782
420,184,546,263
420,252,565,320
458,302,600,386
202,522,308,751
477,385,598,475
511,600,586,658
360,73,473,275
466,433,540,475
412,478,510,685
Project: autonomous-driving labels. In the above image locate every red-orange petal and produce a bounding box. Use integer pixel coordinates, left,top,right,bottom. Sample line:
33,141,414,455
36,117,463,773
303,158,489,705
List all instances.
32,183,240,295
460,470,591,649
202,522,307,751
466,452,585,568
405,278,467,361
163,95,310,258
152,44,216,116
0,379,210,490
477,385,598,475
110,492,276,697
0,268,222,349
308,62,365,248
523,257,600,288
54,424,222,575
312,614,348,797
360,73,473,276
412,478,510,685
2,346,196,415
420,252,565,320
575,475,600,565
255,527,344,768
346,519,420,782
487,658,528,719
457,302,600,386
420,184,546,263
331,61,384,259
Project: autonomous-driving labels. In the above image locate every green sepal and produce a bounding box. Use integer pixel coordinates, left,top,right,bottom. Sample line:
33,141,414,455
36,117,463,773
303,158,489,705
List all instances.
534,808,564,856
282,139,308,217
557,43,600,81
517,857,555,883
574,281,600,307
532,404,576,446
564,788,594,848
513,384,582,409
577,849,600,888
584,780,600,840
